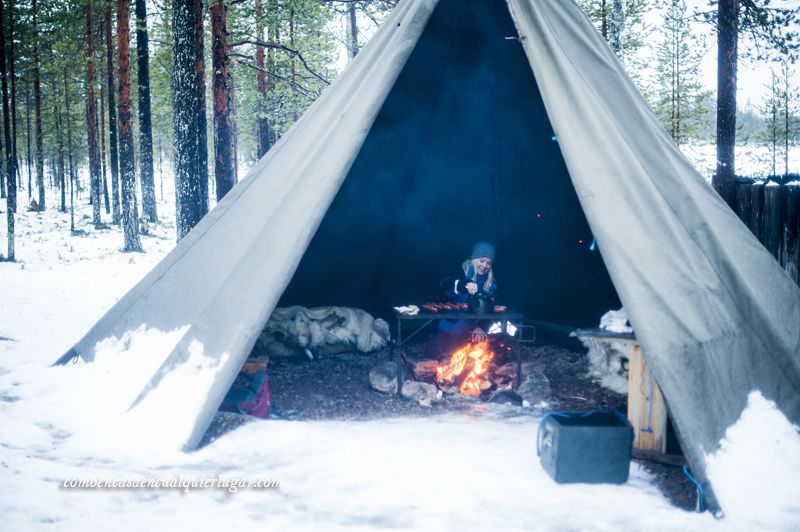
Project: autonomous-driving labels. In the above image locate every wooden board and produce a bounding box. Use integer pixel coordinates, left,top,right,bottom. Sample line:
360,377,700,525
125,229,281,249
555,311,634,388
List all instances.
627,344,667,454
242,360,268,374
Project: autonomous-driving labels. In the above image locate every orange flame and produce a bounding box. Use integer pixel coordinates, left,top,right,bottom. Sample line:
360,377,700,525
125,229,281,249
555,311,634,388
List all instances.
436,341,494,395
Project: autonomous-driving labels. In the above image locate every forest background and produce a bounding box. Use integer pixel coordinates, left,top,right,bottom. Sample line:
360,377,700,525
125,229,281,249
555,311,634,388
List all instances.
0,0,798,253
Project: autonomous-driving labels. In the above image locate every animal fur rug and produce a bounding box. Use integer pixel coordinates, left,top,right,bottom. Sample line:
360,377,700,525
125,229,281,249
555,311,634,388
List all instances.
254,306,391,359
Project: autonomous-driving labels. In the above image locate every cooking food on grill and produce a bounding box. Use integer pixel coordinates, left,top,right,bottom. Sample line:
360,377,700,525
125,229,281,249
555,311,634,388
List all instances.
420,302,469,312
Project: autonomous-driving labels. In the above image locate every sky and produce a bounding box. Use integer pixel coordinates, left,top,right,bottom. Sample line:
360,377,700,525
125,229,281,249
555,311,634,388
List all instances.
684,0,800,108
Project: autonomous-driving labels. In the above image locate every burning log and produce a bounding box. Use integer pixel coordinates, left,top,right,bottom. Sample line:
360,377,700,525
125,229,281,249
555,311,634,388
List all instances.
409,359,440,381
435,341,494,396
406,340,502,397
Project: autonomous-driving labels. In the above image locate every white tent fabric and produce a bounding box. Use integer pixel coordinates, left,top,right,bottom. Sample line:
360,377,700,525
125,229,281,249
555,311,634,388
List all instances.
58,0,800,510
59,0,439,447
510,0,800,499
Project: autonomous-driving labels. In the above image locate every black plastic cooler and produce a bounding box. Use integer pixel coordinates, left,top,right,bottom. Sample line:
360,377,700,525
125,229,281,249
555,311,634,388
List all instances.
538,410,633,484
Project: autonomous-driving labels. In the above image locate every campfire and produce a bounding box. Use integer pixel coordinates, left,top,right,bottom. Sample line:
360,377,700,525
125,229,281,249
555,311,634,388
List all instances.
407,339,518,399
436,341,494,395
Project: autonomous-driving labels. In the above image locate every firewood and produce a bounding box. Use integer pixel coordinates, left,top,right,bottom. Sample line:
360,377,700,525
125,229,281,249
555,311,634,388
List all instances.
411,359,441,381
494,362,517,377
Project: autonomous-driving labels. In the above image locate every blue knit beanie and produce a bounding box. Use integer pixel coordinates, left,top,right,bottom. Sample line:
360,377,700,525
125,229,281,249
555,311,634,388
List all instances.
470,241,495,261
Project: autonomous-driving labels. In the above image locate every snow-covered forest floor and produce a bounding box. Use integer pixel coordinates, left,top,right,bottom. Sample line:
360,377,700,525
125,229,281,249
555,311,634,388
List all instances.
1,155,799,530
681,144,800,181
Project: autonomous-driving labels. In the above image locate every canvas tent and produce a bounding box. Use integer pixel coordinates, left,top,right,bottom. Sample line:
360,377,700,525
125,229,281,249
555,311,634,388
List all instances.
57,0,800,511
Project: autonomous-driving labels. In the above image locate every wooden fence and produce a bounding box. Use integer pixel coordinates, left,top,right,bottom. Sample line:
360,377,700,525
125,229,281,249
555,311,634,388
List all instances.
734,176,800,286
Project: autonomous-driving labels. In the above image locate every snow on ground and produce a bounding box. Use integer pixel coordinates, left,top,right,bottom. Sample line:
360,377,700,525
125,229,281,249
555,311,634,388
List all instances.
0,172,797,531
681,143,800,182
706,392,800,530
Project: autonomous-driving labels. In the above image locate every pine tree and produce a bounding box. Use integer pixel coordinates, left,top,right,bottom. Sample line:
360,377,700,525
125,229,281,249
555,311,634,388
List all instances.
24,77,30,196
211,0,235,200
708,0,799,206
136,0,157,222
99,72,109,214
577,0,652,89
55,101,66,213
87,0,103,227
32,0,44,211
779,62,798,176
348,1,358,59
106,0,121,224
757,64,798,177
758,70,781,176
653,0,711,145
1,0,15,260
254,0,272,157
194,0,209,215
8,0,18,196
173,0,203,239
609,0,624,55
63,66,76,232
117,0,143,251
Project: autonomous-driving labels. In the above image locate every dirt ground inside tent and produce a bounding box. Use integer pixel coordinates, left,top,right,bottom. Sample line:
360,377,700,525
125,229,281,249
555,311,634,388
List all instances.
202,336,698,512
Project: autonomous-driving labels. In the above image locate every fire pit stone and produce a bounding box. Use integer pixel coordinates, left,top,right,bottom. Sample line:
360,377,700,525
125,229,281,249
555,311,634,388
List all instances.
400,380,442,407
369,361,398,394
516,370,551,405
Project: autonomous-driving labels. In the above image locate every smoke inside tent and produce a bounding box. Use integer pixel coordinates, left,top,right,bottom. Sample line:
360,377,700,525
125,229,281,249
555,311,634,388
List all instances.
279,0,621,328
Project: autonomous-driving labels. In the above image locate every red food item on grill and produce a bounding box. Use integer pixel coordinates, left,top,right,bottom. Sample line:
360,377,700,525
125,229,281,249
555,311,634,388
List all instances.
421,302,471,312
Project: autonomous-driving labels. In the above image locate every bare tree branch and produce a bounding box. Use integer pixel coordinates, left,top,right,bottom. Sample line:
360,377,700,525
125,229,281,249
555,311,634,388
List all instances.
229,38,331,85
229,54,321,100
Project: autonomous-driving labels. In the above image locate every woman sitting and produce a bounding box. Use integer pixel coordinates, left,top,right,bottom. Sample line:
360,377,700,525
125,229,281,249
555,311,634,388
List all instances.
438,241,498,345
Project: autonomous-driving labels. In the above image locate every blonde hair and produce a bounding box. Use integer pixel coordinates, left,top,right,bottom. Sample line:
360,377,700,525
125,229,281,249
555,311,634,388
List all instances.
462,259,495,292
